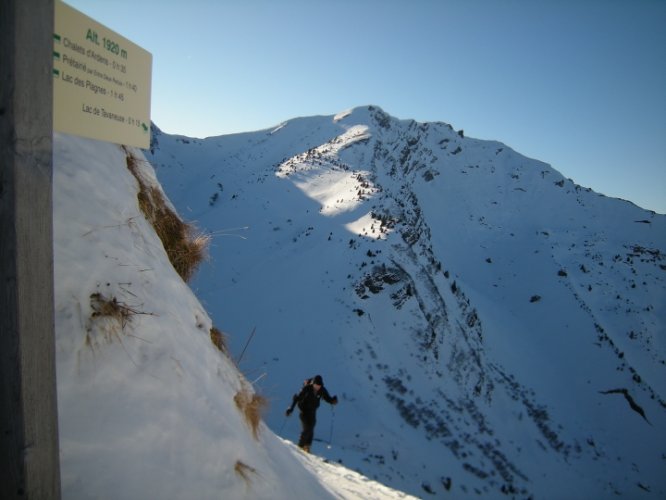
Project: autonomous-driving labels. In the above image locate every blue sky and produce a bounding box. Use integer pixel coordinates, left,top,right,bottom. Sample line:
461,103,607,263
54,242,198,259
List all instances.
64,0,665,214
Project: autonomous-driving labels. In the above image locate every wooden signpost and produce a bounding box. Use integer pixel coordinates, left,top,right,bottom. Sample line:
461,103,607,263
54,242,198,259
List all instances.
1,1,151,497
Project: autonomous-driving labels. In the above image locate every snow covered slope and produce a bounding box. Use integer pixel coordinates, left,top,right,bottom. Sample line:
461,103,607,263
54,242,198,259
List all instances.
147,106,666,499
53,133,414,499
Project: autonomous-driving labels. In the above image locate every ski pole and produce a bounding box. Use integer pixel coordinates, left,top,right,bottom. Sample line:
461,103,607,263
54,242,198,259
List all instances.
328,406,335,445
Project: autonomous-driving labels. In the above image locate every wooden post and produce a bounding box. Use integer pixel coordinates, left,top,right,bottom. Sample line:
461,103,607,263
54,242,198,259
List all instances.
0,0,61,498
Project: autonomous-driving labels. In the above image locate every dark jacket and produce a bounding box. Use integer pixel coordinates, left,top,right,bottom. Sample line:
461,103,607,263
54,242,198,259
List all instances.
288,380,337,415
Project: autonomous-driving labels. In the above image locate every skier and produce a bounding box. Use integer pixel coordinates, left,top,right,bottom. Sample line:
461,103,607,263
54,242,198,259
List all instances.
285,374,338,452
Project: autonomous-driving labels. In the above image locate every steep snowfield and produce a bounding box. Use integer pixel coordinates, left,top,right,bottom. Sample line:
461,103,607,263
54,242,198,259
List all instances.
147,106,666,499
52,133,414,499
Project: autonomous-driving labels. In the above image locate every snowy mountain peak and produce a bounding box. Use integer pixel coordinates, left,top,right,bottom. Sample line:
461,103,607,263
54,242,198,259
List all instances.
143,106,665,498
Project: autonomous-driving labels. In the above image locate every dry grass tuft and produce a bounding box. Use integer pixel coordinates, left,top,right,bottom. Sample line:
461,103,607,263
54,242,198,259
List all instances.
210,326,228,354
234,387,268,440
90,292,137,330
86,292,152,352
234,460,258,486
125,149,209,282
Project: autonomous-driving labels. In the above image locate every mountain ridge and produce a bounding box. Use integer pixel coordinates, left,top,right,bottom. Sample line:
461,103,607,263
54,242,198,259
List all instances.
147,105,665,498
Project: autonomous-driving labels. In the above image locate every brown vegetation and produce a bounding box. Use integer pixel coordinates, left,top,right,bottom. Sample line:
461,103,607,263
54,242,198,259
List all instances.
86,292,151,351
124,148,209,281
90,292,138,331
234,387,268,440
234,460,258,486
210,326,228,354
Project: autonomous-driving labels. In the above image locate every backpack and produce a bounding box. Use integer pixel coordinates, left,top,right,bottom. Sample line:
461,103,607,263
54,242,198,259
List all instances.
296,379,320,412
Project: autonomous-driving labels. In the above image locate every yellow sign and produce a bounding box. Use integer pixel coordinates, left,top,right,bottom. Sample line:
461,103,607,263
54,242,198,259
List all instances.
53,1,152,148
